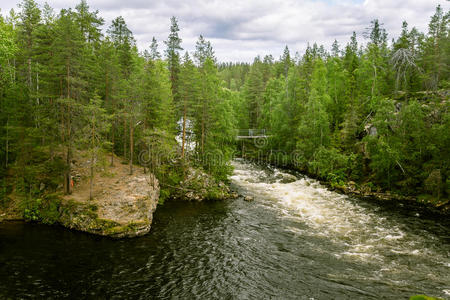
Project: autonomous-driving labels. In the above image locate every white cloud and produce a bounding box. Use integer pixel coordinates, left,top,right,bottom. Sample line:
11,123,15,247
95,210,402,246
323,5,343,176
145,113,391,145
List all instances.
1,0,449,62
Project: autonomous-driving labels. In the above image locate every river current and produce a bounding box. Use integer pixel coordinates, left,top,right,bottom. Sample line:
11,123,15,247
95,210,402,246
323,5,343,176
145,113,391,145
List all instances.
0,159,449,299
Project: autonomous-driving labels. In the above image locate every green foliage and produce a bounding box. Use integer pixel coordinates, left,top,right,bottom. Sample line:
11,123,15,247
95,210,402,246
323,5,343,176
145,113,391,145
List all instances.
221,6,449,204
0,1,448,211
409,295,443,300
23,194,61,224
309,147,355,185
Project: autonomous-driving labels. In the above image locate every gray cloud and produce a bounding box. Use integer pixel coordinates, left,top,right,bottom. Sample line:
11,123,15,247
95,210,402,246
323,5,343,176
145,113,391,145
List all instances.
1,0,449,62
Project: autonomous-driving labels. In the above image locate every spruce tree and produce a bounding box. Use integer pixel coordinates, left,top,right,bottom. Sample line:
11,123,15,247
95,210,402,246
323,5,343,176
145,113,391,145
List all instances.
164,16,183,103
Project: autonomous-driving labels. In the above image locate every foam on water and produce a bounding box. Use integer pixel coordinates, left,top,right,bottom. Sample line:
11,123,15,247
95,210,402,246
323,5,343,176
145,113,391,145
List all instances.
231,160,449,269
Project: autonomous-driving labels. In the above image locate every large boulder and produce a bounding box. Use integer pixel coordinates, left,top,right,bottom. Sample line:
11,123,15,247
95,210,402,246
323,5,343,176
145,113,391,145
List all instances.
59,173,159,238
171,166,231,201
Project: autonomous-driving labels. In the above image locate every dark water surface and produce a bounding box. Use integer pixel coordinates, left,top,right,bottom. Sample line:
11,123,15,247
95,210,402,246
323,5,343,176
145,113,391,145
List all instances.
0,160,449,299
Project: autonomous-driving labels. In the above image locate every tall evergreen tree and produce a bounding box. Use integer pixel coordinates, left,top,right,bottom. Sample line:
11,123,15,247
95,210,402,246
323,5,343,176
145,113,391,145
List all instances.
164,16,183,103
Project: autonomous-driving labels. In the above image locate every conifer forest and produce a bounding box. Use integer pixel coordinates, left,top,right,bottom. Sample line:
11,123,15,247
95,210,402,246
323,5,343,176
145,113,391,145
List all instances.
0,1,449,299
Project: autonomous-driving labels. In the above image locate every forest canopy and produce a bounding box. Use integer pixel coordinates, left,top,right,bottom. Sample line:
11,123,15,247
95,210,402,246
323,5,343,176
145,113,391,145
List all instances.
0,1,448,212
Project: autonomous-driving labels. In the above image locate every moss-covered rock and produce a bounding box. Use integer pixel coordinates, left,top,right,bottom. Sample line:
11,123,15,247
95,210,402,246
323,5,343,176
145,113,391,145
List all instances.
59,173,159,238
170,166,231,201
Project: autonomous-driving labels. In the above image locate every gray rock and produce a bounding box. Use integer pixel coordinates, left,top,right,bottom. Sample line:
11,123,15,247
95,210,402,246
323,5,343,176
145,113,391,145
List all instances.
173,166,230,201
244,195,254,202
230,192,239,199
59,174,159,238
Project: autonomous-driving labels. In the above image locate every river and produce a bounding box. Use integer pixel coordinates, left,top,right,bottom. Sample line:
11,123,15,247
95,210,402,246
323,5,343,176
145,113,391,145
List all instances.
0,159,449,299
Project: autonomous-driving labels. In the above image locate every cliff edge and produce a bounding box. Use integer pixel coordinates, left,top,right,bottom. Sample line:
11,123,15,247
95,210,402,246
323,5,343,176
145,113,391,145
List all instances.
58,155,159,238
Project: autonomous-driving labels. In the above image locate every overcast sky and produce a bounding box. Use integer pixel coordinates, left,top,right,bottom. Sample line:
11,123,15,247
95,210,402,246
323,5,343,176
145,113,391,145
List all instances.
1,0,449,62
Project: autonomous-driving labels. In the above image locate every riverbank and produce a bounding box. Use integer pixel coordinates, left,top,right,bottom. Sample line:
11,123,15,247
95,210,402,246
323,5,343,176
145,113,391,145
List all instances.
0,152,236,237
0,154,160,238
2,170,449,299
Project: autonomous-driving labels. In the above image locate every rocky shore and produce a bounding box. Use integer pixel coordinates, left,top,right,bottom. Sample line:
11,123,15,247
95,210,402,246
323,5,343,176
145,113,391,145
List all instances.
0,154,237,238
168,166,234,201
329,180,450,215
59,173,159,238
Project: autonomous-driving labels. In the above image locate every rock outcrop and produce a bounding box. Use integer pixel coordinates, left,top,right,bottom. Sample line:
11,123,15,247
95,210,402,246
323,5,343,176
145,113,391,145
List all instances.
56,152,160,238
59,173,159,238
170,166,231,201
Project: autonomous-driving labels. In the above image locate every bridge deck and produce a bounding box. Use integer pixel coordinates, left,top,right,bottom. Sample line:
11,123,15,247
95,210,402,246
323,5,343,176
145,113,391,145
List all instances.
236,135,270,139
236,129,269,139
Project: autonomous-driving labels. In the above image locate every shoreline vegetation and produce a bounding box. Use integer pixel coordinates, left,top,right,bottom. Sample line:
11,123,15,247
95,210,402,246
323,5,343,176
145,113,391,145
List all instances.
0,0,449,235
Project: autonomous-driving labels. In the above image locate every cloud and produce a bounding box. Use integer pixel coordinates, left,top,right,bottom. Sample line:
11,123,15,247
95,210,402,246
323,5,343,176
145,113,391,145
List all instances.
1,0,449,62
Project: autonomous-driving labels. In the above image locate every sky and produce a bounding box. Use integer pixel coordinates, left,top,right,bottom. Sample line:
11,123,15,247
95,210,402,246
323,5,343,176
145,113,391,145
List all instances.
1,0,449,62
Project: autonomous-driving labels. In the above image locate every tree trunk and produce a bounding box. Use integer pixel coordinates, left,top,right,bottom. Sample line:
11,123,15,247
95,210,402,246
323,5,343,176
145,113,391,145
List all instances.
90,153,94,200
65,63,72,195
123,115,127,160
111,120,115,166
65,142,72,195
90,117,95,200
27,58,32,89
182,103,187,158
371,64,377,99
201,114,205,155
129,115,134,175
5,118,8,168
36,63,39,105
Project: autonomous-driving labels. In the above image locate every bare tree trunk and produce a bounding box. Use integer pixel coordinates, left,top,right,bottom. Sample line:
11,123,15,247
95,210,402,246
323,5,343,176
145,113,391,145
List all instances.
181,103,187,158
65,141,72,195
201,114,205,154
36,63,39,105
111,120,115,166
123,115,127,160
5,118,8,168
90,153,94,200
371,64,377,99
13,58,16,82
65,63,72,195
90,115,95,200
27,58,32,89
129,115,134,175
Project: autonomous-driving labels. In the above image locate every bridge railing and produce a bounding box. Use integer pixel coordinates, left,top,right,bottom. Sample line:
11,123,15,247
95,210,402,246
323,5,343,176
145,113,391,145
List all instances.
236,129,267,137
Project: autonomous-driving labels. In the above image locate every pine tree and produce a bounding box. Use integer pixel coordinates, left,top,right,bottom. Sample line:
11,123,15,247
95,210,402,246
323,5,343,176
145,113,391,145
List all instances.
80,93,110,200
164,16,183,103
53,8,84,194
149,36,161,60
297,59,331,162
194,35,215,67
17,0,41,89
178,52,199,158
97,38,120,165
331,39,340,57
243,57,264,128
74,0,104,44
420,5,449,90
0,14,18,173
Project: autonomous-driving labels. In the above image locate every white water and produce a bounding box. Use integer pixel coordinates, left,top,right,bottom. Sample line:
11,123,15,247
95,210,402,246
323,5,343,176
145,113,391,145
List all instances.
230,159,450,296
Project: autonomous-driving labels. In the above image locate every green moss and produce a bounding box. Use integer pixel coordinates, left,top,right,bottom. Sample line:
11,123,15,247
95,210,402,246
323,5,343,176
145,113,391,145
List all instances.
102,220,149,236
94,218,120,229
206,186,224,200
410,295,443,300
